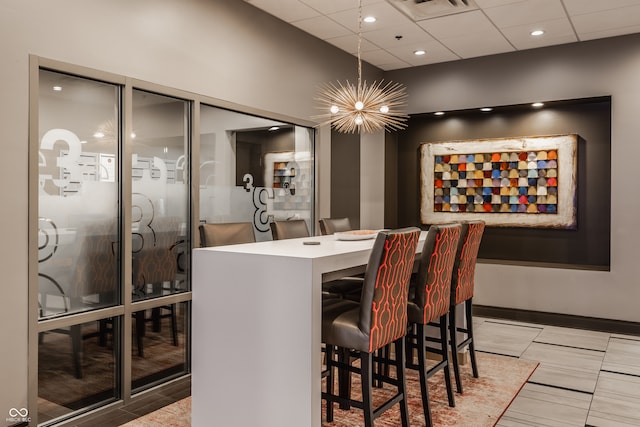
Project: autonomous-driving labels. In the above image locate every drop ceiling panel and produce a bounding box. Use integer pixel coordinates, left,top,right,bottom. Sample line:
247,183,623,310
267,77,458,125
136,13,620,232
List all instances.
474,0,527,8
245,0,318,22
562,0,640,16
290,15,352,39
441,30,516,58
571,5,640,40
501,17,577,49
325,34,380,54
329,2,412,33
243,0,640,70
482,0,567,28
418,10,505,39
362,24,436,49
299,0,383,16
389,40,460,65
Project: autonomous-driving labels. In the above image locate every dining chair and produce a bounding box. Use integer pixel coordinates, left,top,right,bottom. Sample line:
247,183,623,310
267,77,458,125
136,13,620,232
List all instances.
449,220,485,393
322,227,420,427
132,216,181,357
319,217,352,235
406,223,461,426
318,217,365,299
38,218,118,378
199,222,255,247
269,219,310,240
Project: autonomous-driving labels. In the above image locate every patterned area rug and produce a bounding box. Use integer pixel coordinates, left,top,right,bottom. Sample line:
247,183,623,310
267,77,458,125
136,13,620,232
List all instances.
122,352,537,427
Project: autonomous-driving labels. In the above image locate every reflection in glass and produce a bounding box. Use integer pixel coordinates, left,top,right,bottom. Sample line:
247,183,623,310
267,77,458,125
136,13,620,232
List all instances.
132,302,189,391
131,90,189,301
38,70,120,318
38,318,119,423
199,104,315,242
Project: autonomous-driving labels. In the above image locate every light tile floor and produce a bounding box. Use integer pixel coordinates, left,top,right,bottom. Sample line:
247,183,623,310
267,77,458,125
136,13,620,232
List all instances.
475,316,640,427
118,315,640,427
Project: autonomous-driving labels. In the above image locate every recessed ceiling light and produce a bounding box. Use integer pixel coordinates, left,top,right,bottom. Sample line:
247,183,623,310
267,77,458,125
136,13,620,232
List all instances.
532,102,544,108
434,111,445,116
363,16,376,23
93,131,105,138
52,86,62,91
530,30,544,36
268,126,280,131
414,50,426,56
480,107,493,112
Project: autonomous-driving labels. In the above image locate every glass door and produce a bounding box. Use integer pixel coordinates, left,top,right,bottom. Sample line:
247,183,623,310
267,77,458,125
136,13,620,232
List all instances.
37,69,122,423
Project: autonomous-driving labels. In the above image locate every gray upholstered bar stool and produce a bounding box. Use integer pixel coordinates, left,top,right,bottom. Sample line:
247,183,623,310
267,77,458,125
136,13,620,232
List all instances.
322,227,420,427
318,217,365,299
406,223,461,426
449,220,485,394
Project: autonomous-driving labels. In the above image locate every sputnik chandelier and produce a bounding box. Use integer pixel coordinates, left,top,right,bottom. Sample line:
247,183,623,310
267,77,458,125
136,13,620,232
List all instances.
315,0,408,134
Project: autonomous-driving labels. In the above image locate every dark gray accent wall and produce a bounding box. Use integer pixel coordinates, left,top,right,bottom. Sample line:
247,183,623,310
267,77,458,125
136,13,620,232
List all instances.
394,98,611,269
330,130,360,229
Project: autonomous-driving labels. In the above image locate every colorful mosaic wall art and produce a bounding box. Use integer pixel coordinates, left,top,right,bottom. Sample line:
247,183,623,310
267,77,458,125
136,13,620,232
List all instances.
420,135,577,228
433,150,559,214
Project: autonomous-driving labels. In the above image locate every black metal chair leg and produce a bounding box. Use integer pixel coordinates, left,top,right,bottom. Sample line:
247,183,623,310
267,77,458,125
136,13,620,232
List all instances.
395,338,410,427
361,352,374,427
450,303,463,393
417,324,433,427
135,310,145,357
70,324,83,379
338,347,351,410
441,313,455,407
325,345,335,422
170,304,178,346
466,299,479,378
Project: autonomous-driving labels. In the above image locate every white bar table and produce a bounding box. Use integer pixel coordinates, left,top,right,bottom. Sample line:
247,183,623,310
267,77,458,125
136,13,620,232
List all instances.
192,231,426,427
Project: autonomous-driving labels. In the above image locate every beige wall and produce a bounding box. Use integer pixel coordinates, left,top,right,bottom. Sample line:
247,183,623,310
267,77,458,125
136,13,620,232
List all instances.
387,34,640,323
0,0,381,421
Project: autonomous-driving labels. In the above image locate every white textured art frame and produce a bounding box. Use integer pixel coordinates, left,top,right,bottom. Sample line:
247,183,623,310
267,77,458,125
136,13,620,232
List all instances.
419,134,578,229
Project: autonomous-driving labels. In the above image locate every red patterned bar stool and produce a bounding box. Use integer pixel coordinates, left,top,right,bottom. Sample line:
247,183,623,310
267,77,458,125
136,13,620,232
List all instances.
322,227,420,427
406,223,461,426
449,220,486,393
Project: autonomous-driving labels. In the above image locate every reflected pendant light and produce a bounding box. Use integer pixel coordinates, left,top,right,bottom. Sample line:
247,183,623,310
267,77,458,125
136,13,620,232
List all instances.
314,0,408,134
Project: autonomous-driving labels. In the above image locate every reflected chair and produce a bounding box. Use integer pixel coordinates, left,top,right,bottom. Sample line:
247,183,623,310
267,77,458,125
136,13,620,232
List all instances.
269,219,310,240
199,222,255,247
322,227,420,427
132,216,181,357
38,218,118,378
449,220,485,393
406,223,461,426
319,217,352,235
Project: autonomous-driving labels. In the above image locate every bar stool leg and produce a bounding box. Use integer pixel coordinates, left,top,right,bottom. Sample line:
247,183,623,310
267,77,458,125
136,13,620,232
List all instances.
449,303,463,393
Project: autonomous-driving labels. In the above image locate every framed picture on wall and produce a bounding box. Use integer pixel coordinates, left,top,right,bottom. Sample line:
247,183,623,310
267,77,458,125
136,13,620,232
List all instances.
419,134,578,229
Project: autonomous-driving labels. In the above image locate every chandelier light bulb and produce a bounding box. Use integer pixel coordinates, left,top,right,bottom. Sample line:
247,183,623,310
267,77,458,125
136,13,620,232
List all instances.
330,105,339,114
355,101,364,110
355,114,363,126
379,105,389,113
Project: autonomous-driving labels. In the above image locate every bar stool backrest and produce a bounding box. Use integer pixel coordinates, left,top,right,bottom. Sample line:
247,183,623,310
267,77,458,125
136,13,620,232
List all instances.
359,227,420,353
411,223,461,325
451,220,485,306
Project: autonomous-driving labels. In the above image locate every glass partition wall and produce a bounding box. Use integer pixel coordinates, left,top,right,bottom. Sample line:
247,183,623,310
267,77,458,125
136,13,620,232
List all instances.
31,63,315,426
199,104,315,241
